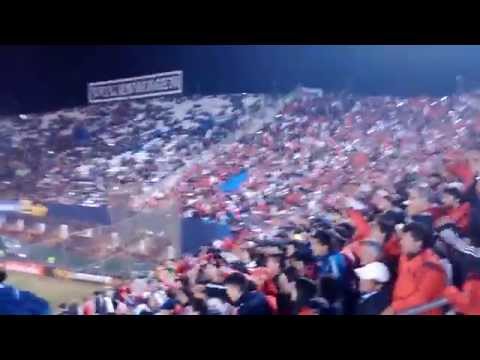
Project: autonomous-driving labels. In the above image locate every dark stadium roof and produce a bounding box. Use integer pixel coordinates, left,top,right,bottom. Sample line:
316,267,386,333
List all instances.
1,45,480,114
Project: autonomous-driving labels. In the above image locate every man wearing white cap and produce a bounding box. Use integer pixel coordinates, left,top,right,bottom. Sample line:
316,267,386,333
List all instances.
354,262,392,315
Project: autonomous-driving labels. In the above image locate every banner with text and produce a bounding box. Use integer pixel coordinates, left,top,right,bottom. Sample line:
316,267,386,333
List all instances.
88,71,183,104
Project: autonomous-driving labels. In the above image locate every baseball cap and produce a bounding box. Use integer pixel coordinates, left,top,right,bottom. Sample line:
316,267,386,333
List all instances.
354,262,390,283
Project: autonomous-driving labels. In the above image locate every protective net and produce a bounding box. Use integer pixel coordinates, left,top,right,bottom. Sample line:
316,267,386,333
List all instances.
0,186,180,278
57,187,181,277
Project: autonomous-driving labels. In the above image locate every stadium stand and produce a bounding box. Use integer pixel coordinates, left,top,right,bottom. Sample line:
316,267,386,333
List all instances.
3,88,480,315
0,94,264,206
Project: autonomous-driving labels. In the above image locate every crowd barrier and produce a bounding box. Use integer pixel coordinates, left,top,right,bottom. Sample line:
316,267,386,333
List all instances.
397,298,450,315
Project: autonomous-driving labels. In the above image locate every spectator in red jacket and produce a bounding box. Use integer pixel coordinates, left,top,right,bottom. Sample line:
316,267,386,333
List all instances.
443,273,480,315
383,222,447,315
346,208,371,243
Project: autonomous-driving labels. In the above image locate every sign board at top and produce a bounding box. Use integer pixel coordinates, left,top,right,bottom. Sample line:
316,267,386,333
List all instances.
87,71,183,104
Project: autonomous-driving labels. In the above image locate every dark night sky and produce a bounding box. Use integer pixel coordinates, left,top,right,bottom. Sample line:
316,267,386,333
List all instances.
1,45,480,114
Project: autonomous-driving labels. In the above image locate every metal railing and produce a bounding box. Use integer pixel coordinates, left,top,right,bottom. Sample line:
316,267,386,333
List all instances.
397,298,450,315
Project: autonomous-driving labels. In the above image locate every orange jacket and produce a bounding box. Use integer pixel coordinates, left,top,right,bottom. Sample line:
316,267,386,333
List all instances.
392,249,447,315
443,275,480,315
341,209,375,263
346,209,371,243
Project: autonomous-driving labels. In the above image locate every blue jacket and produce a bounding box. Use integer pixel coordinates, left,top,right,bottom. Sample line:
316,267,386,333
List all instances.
355,286,391,315
0,285,50,315
236,291,272,316
315,251,348,282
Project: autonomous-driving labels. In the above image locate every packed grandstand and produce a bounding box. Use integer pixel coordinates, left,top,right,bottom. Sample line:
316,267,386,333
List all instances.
1,79,480,315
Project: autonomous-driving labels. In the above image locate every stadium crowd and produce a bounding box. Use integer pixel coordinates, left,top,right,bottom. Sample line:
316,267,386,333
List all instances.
50,90,480,315
0,94,263,206
2,87,480,315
